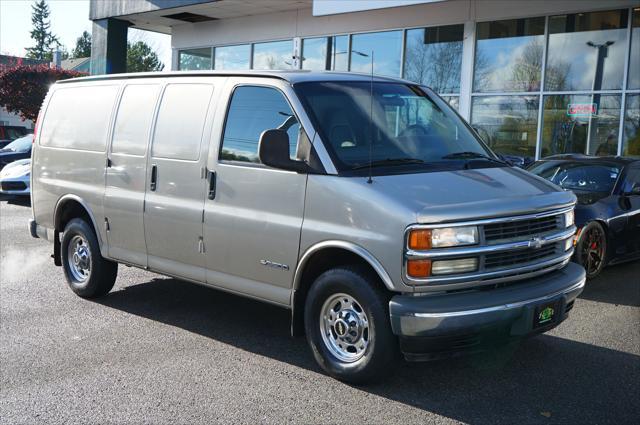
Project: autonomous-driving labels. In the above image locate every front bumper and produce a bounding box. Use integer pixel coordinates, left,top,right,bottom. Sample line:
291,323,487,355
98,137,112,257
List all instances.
389,262,585,360
0,176,30,195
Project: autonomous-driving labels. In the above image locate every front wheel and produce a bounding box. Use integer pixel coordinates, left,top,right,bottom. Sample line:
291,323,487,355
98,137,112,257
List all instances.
575,221,607,279
61,218,118,298
304,266,398,384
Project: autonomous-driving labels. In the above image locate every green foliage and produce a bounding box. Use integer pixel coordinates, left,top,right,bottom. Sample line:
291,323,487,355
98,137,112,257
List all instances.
72,31,92,59
127,41,164,72
25,0,60,61
0,65,83,121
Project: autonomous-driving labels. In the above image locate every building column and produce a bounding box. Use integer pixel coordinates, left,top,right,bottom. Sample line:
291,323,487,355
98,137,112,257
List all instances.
90,18,129,75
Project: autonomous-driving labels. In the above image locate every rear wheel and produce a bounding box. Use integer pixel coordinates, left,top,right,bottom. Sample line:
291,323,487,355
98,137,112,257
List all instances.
61,218,117,298
575,221,607,279
304,265,398,384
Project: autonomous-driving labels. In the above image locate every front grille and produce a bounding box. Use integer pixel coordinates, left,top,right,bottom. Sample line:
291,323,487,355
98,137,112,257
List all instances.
484,243,558,270
1,181,26,191
484,215,560,243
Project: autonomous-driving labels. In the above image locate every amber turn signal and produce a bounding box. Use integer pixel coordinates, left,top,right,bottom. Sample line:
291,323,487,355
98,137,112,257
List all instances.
408,229,431,250
407,259,431,278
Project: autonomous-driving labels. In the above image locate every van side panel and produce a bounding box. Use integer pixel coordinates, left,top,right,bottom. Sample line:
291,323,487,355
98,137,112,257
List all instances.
32,83,120,252
103,82,162,267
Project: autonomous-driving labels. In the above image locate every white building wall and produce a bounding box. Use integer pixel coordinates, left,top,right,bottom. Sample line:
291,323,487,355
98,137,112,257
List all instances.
0,107,33,129
171,0,637,50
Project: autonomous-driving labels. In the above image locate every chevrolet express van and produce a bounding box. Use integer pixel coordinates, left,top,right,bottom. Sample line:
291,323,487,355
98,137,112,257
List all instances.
30,71,585,383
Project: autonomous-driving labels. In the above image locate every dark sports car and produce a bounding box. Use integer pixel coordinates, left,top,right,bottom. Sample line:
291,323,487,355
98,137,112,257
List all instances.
528,155,640,278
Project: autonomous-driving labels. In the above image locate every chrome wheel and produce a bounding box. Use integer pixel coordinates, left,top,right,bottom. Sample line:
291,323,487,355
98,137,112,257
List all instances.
67,234,91,283
320,293,370,363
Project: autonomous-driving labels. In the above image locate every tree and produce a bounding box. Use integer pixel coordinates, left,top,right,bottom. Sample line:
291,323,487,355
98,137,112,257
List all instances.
25,0,60,61
72,31,92,58
127,41,164,72
0,65,83,121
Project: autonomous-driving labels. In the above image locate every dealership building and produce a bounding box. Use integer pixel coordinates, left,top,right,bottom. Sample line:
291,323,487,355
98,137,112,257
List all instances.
89,0,640,161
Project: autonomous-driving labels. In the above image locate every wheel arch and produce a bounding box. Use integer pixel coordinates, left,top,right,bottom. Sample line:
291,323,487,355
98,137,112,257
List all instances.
54,195,103,248
290,241,395,336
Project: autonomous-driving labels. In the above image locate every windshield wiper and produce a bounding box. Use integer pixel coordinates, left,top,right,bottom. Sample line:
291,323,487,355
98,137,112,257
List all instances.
441,151,506,164
351,158,426,170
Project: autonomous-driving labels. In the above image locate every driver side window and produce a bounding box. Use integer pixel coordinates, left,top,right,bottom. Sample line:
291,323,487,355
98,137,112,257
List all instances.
220,86,300,163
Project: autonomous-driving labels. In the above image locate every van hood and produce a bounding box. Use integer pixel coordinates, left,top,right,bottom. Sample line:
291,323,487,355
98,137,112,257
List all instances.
374,166,576,224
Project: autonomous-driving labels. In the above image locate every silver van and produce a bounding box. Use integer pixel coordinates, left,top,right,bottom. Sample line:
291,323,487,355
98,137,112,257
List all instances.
30,71,585,383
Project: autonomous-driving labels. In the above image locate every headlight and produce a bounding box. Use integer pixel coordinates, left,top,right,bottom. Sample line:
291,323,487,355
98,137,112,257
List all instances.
564,210,574,228
408,226,478,250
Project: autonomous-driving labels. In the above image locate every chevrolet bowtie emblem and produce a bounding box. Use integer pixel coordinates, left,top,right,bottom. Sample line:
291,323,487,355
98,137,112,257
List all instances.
528,237,543,249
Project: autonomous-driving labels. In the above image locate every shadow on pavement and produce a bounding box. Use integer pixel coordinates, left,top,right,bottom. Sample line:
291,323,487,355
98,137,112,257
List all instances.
99,271,640,424
579,260,640,307
0,194,30,207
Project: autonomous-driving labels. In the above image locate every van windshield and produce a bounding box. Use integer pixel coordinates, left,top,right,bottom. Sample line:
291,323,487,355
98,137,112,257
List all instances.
294,82,498,174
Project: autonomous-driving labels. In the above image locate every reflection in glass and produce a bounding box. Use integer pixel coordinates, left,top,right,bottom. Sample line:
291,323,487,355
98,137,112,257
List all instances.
301,37,327,70
221,86,299,163
546,9,628,91
629,9,640,89
441,96,459,110
301,36,349,71
179,48,212,70
350,31,402,77
623,95,640,157
474,18,545,92
214,44,250,69
541,94,621,157
404,25,463,93
253,40,294,70
471,96,538,161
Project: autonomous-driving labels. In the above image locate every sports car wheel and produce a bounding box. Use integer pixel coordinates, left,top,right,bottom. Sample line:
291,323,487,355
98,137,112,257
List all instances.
575,221,607,279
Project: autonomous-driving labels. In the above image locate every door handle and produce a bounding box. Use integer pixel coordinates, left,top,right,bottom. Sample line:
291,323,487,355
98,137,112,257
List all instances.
150,164,157,191
106,157,112,168
207,170,216,200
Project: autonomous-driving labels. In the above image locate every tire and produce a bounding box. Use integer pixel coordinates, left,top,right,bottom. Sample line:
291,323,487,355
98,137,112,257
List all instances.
304,265,398,384
574,221,607,279
61,218,117,298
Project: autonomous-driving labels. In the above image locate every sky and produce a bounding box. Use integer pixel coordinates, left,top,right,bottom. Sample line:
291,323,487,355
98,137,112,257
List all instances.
0,0,171,68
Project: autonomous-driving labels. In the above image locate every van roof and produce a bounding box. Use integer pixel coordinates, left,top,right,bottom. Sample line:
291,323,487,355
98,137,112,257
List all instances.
55,70,413,85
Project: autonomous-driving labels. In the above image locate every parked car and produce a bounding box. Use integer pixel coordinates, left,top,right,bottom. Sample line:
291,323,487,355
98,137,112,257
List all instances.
0,125,28,149
30,71,585,383
0,158,30,196
0,134,33,170
528,155,640,278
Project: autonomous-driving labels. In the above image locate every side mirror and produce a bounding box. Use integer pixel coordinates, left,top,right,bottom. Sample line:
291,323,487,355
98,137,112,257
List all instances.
258,129,309,173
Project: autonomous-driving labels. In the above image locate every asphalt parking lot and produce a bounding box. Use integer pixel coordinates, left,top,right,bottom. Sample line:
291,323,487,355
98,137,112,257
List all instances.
1,197,639,424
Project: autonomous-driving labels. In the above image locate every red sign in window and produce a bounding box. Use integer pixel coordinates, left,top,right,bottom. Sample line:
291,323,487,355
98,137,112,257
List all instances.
567,103,597,117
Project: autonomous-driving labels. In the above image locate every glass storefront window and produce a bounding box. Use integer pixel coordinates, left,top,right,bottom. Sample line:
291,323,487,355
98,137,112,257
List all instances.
301,35,349,71
471,96,538,161
623,94,640,156
350,31,402,77
178,48,212,70
546,9,629,91
541,94,621,157
474,17,545,92
404,24,464,93
253,40,294,70
214,44,250,69
301,37,327,70
629,9,640,89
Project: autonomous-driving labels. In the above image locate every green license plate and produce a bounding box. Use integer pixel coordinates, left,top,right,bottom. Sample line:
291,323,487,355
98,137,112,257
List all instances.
533,301,559,329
